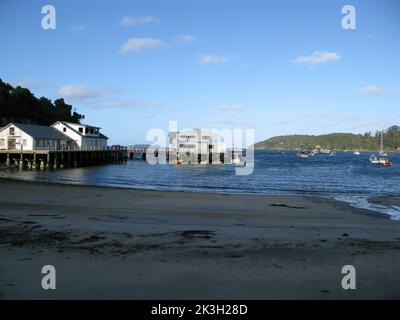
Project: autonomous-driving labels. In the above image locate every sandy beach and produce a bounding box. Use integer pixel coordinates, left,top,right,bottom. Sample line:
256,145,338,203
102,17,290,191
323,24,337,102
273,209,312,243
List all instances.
0,179,399,299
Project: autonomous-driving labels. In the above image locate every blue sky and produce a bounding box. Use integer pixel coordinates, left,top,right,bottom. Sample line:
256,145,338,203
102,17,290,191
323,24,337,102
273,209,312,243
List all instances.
1,0,399,145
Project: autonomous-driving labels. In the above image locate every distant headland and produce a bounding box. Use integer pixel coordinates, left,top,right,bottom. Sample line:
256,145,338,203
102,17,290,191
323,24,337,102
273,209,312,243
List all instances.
255,127,400,152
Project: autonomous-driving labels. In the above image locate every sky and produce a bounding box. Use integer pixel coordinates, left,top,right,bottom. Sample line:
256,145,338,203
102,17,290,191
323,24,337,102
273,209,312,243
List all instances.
1,0,400,145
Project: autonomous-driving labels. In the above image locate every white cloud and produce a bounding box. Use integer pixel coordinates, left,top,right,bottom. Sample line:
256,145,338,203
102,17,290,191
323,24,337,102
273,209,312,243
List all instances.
70,24,85,32
199,54,230,65
360,85,387,94
219,104,244,111
292,51,341,65
178,34,195,43
57,85,118,101
87,99,139,109
203,118,253,127
121,38,165,53
118,16,156,27
88,99,164,109
8,79,47,89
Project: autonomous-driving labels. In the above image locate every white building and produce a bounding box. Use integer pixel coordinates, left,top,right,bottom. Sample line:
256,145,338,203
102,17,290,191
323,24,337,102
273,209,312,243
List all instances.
169,128,225,155
52,121,108,150
0,123,73,151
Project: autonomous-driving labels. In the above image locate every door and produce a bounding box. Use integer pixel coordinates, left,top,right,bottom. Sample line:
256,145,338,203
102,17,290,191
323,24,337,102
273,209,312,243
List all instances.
8,139,16,150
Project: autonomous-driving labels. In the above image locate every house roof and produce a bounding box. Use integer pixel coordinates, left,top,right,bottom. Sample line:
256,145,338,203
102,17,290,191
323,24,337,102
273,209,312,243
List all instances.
53,121,101,129
95,132,109,140
53,121,109,140
3,123,72,140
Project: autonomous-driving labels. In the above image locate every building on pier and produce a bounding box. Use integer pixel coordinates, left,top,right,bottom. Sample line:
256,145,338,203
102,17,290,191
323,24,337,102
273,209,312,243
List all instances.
0,123,123,169
169,129,225,154
52,121,108,150
0,122,109,151
0,123,73,151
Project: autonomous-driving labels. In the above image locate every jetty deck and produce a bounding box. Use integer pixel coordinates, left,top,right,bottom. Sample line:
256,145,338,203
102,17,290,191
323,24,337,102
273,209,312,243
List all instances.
127,146,245,165
0,148,127,169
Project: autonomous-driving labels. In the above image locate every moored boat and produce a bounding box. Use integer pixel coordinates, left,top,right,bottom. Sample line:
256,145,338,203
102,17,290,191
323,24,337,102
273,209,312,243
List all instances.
369,131,391,167
370,155,392,167
320,148,331,154
296,145,315,158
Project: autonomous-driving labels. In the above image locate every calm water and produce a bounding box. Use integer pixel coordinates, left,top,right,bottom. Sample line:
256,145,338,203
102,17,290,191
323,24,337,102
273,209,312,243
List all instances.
1,150,400,219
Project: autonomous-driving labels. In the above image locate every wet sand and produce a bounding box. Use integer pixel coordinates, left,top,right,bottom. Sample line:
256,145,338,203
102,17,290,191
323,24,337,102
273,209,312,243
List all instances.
0,179,399,299
369,196,400,207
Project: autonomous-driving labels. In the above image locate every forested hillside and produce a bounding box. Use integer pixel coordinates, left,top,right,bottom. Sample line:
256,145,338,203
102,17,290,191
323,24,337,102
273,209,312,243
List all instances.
255,127,400,151
0,79,84,127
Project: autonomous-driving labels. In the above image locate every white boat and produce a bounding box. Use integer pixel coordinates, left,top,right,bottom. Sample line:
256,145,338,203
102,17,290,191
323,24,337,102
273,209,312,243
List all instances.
296,145,315,158
370,154,392,167
369,132,391,167
369,155,380,164
320,148,331,154
329,151,336,156
354,151,360,155
297,150,314,158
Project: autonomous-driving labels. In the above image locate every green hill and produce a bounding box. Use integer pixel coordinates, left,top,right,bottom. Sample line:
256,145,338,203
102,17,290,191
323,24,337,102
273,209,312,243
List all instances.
255,127,400,152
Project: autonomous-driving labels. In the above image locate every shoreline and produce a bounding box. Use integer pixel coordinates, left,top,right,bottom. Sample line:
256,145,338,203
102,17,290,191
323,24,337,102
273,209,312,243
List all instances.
1,179,400,299
255,148,400,153
0,176,396,220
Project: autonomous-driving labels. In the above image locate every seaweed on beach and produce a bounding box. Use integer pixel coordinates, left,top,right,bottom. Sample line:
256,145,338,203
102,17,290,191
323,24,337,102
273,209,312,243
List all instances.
270,203,307,209
178,230,215,240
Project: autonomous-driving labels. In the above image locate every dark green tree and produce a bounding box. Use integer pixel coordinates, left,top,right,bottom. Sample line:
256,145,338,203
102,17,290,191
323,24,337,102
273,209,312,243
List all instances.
0,79,84,126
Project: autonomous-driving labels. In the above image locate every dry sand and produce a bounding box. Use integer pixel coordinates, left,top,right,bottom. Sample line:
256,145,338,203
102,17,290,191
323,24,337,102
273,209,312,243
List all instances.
0,179,399,299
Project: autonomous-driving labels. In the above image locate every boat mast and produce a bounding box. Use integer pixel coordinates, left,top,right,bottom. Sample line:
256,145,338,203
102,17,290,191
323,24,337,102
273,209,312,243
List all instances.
380,131,384,154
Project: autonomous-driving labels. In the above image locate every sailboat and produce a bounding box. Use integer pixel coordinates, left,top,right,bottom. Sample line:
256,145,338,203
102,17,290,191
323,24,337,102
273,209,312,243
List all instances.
354,151,360,155
370,154,391,167
370,131,391,167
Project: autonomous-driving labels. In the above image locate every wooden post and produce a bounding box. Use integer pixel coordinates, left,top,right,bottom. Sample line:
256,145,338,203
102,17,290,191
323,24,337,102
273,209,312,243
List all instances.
6,153,10,167
46,153,50,168
60,146,65,168
19,152,24,169
32,152,37,169
53,152,58,169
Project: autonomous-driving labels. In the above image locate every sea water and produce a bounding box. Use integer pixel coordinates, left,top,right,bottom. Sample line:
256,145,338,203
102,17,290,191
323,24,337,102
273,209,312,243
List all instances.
1,150,399,220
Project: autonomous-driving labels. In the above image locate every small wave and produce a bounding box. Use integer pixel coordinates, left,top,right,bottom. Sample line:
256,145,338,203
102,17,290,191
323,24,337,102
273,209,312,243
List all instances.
334,194,400,221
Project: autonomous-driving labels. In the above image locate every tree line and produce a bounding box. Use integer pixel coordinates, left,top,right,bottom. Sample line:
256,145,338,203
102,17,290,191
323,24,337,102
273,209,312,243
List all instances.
0,79,84,127
255,126,400,151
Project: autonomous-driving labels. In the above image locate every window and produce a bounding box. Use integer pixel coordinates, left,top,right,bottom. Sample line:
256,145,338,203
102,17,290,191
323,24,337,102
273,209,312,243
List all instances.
179,144,195,148
90,129,94,134
0,139,4,147
63,127,67,132
9,127,15,135
79,127,83,133
23,139,27,146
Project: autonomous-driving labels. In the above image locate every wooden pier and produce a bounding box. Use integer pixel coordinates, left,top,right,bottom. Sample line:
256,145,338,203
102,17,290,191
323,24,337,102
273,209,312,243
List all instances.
127,146,245,165
0,148,128,169
0,146,245,169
